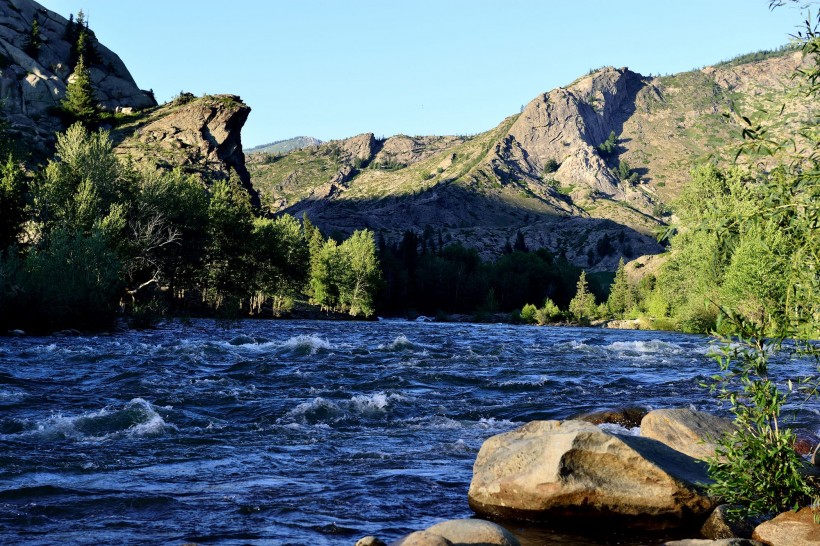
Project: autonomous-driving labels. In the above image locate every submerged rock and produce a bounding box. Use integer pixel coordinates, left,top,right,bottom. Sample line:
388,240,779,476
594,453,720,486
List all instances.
752,507,820,545
468,419,715,529
389,519,519,546
424,519,519,546
356,537,388,546
572,406,648,428
641,408,735,460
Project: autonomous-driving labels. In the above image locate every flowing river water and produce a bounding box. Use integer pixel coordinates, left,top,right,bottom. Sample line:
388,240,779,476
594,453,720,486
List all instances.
0,319,817,545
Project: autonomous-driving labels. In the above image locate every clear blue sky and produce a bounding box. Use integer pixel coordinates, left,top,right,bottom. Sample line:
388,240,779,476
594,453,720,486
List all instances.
39,1,804,147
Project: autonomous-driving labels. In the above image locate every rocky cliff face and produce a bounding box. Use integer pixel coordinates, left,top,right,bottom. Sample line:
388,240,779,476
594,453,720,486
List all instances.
112,94,259,206
0,0,156,144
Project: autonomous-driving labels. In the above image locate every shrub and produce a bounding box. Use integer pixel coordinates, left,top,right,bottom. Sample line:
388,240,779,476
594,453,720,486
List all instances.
520,303,537,324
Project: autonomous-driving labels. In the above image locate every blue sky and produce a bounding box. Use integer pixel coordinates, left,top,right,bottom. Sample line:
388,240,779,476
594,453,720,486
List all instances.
39,1,803,147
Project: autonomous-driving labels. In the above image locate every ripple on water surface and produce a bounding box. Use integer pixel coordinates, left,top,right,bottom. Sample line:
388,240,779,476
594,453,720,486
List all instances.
0,319,812,545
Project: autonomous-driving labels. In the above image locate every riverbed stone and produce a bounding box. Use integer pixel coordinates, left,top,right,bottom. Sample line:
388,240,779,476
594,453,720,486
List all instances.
701,505,756,539
356,537,388,546
663,538,766,546
641,409,735,460
424,519,519,546
468,419,715,529
571,406,648,428
391,530,452,546
752,507,820,545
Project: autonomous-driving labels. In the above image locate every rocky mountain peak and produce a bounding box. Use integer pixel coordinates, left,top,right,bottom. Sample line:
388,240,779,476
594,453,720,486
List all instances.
0,0,156,142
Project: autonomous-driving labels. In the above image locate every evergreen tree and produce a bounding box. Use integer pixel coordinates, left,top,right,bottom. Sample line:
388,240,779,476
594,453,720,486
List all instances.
61,52,97,125
607,258,632,317
23,17,42,58
569,270,596,321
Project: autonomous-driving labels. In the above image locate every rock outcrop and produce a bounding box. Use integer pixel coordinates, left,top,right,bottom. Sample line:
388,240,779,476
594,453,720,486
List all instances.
0,0,155,143
467,419,715,528
112,94,259,206
641,408,735,460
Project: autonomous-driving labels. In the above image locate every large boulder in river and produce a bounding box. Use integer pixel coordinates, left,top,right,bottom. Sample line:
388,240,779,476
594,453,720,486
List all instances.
468,420,716,529
641,409,735,460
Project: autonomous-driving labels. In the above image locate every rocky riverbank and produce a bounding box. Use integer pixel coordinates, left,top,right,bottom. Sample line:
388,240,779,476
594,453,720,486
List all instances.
356,408,820,546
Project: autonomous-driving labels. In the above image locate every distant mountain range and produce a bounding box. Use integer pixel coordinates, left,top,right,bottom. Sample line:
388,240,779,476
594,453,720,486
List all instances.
246,137,323,155
246,47,808,271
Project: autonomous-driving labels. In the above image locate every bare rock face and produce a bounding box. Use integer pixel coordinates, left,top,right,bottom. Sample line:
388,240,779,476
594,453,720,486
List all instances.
113,95,258,206
641,409,735,460
340,133,377,162
468,420,715,529
0,0,155,140
752,507,820,545
504,67,645,198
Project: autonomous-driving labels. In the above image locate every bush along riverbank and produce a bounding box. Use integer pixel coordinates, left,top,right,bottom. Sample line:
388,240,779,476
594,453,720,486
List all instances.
357,408,820,546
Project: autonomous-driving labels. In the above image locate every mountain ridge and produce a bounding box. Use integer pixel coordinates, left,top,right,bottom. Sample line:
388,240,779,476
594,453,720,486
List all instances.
247,48,809,270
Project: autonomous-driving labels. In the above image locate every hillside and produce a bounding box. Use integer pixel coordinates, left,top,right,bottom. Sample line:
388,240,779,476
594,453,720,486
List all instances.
246,136,322,155
248,47,808,271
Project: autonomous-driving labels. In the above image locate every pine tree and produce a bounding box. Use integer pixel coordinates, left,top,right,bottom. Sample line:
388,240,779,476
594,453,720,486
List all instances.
569,270,596,321
607,258,632,317
23,17,42,58
61,52,97,124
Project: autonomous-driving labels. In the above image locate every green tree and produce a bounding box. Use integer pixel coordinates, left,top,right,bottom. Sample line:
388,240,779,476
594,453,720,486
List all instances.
205,173,254,308
0,157,27,249
61,51,97,125
338,229,380,317
252,214,309,313
606,258,632,317
597,130,617,156
569,270,596,321
696,1,820,518
34,124,122,236
23,17,42,58
310,237,342,311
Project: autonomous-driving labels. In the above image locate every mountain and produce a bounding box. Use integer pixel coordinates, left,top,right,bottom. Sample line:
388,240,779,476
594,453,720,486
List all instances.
246,136,322,155
0,0,155,149
247,47,807,271
0,1,256,202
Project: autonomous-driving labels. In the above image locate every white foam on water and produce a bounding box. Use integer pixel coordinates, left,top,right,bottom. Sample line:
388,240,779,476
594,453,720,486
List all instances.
378,335,416,351
477,417,516,432
27,398,175,442
605,340,682,354
598,422,641,436
403,415,463,430
499,375,552,387
281,334,333,354
350,392,405,412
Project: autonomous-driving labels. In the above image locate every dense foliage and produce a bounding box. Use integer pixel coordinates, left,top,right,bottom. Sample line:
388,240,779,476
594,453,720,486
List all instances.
0,124,381,332
376,229,609,320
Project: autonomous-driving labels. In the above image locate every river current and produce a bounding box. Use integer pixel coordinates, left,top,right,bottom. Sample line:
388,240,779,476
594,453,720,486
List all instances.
0,319,817,545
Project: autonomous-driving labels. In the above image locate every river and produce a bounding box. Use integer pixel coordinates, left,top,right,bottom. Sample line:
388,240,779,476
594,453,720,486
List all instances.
0,319,816,545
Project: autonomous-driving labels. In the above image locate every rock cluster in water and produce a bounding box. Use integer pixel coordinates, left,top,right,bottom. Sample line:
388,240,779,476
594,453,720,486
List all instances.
357,407,820,545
